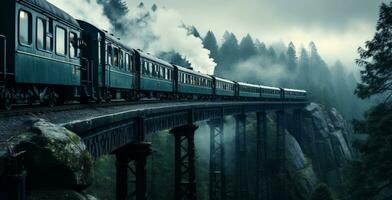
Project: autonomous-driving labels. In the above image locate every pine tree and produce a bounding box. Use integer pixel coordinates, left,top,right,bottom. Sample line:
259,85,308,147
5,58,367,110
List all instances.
203,31,219,62
255,39,267,56
345,2,392,199
98,0,129,30
267,47,277,63
215,32,240,77
239,34,257,60
286,42,297,71
356,2,392,101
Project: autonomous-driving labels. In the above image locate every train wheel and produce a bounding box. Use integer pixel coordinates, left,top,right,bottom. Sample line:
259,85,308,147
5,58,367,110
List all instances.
47,89,57,107
1,88,13,111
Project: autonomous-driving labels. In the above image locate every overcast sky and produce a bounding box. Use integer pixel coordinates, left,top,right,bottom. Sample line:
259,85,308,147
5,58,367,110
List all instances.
127,0,384,71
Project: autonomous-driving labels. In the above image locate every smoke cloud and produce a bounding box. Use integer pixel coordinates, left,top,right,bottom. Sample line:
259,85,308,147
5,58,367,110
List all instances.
47,0,112,31
118,4,216,74
49,0,216,74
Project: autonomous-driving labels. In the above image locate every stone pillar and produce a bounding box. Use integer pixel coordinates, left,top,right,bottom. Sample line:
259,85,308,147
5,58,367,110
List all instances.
112,142,152,200
234,114,248,200
170,124,198,200
208,119,227,200
256,112,269,200
275,110,287,200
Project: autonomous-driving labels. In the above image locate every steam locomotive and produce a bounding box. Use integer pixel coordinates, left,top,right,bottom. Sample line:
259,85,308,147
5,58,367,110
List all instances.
0,0,307,110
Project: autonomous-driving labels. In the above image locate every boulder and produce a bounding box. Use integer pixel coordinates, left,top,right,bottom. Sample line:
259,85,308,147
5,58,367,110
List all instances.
12,119,93,190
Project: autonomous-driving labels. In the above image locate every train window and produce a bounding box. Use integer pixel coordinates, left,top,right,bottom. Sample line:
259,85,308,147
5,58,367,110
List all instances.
69,32,78,58
19,10,32,45
55,26,67,55
113,47,119,67
147,63,151,76
144,62,148,75
159,66,163,79
125,53,129,71
37,18,46,50
119,50,124,69
46,20,53,51
154,64,158,77
107,44,112,65
129,55,133,72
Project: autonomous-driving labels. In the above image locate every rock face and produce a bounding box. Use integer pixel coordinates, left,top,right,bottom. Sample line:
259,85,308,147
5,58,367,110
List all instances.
285,132,318,199
286,103,354,194
11,119,94,190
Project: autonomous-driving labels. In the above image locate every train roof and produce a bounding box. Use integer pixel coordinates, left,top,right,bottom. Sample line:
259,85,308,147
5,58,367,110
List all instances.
135,50,173,67
283,88,307,93
213,76,235,84
77,20,134,53
237,82,261,88
260,85,280,90
175,65,212,79
23,0,80,28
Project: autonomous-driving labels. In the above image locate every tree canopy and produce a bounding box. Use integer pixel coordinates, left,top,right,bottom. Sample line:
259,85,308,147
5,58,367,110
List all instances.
345,2,392,200
356,2,392,101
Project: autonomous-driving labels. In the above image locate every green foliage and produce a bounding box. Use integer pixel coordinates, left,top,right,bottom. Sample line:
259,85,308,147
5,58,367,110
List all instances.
214,31,240,77
356,2,392,101
310,183,335,200
286,42,297,71
345,104,392,199
239,34,257,60
345,3,392,199
202,31,219,62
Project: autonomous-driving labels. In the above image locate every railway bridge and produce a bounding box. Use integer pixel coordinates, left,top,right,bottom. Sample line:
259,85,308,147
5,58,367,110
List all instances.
0,100,308,200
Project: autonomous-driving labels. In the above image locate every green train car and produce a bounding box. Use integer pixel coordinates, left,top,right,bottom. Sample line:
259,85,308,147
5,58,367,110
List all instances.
212,76,236,97
136,50,175,98
237,82,261,99
0,0,83,109
0,0,308,110
78,20,135,102
174,65,213,99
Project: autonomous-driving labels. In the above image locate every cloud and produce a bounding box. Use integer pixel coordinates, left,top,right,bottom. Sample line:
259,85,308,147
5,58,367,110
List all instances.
47,0,112,30
118,5,216,75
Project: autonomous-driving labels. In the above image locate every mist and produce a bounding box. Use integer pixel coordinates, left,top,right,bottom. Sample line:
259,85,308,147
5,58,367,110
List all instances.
231,56,291,87
116,4,216,74
47,0,112,30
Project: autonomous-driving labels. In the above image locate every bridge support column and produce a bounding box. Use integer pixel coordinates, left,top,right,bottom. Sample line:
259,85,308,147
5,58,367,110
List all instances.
256,112,269,200
208,119,227,200
170,124,198,200
275,110,287,200
112,142,152,200
292,109,303,146
234,114,248,200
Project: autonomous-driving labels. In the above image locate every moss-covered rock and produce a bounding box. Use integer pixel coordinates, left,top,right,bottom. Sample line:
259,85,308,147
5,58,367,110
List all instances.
12,119,93,190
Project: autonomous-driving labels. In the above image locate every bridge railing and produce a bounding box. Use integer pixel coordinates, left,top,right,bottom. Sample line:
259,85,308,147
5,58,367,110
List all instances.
0,35,6,82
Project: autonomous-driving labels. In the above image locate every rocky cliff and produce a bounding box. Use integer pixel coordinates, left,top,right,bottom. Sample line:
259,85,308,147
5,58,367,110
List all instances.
285,103,354,199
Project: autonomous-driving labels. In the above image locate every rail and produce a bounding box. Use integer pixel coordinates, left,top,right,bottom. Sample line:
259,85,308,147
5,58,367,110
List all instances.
0,35,6,82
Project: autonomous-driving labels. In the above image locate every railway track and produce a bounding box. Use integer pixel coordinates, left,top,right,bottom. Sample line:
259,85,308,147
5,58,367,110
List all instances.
0,100,169,118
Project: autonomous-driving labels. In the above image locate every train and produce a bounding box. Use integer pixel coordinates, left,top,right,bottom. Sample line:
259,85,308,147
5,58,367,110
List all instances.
0,0,307,110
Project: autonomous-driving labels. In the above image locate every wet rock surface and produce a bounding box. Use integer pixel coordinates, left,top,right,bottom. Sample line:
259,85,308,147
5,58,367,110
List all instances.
11,119,93,190
286,102,354,195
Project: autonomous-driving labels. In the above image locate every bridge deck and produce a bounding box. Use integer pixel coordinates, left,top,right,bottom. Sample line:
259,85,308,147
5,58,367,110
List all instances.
0,101,307,141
